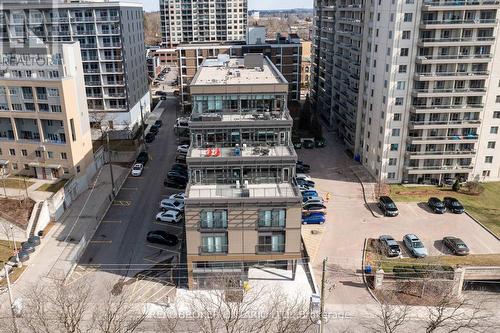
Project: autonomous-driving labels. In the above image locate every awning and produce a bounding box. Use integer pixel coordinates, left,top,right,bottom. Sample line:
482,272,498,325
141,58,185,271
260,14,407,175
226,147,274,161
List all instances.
0,159,9,166
28,162,62,169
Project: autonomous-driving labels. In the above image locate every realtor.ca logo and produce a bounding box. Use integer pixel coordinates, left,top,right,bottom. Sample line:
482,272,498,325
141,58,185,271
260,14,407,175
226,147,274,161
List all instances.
0,54,62,70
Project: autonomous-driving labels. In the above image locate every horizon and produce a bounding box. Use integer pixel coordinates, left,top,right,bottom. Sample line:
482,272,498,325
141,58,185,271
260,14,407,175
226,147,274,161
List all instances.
137,0,314,12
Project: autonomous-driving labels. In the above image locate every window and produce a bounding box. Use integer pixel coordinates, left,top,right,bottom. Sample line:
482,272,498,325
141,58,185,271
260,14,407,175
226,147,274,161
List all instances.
388,158,397,166
394,113,401,121
487,141,496,149
258,209,286,228
24,164,29,170
392,129,400,136
12,163,18,170
9,148,15,156
390,144,399,151
35,150,41,158
396,81,406,90
48,88,59,97
61,152,67,159
491,126,499,134
482,170,491,177
50,105,62,113
21,149,27,156
387,172,396,179
11,103,22,111
200,210,227,229
47,151,53,158
485,156,493,163
387,47,391,56
496,96,500,103
201,234,228,253
398,65,407,73
257,232,285,253
494,111,500,118
404,13,413,22
76,165,81,173
395,98,403,106
400,48,409,56
402,31,411,39
70,119,76,141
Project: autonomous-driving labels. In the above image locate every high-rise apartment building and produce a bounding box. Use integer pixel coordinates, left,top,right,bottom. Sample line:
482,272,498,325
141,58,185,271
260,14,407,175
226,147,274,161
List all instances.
176,28,302,109
0,42,94,179
0,0,150,135
160,0,248,47
184,54,302,288
311,0,500,183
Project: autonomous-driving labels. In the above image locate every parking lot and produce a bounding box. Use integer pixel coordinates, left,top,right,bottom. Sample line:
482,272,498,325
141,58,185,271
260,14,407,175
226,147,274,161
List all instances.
76,95,188,299
298,131,500,307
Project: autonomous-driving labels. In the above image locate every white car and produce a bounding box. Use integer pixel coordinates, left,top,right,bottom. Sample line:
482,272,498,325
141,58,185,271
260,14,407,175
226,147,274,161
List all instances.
177,145,189,154
296,173,312,181
160,199,185,212
304,198,324,206
131,163,143,177
155,210,183,223
169,192,186,203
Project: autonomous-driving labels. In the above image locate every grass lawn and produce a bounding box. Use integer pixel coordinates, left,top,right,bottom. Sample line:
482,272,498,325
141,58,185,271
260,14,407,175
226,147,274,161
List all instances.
389,182,500,237
1,177,35,189
0,239,25,286
36,179,68,193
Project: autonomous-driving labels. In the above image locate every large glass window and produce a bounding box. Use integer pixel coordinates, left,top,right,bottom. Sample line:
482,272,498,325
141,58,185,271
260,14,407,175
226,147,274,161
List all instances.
258,209,286,228
257,232,285,253
201,234,228,253
200,210,228,229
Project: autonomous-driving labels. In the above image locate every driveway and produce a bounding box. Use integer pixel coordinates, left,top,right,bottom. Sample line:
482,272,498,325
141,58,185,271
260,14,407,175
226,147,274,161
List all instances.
76,95,186,299
298,130,500,310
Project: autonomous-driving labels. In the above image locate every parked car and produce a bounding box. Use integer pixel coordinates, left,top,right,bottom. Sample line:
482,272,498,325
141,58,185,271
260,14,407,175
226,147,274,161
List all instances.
315,137,326,148
160,96,167,100
302,138,315,149
145,132,155,143
298,184,314,191
28,235,41,246
146,231,179,246
149,125,159,135
428,197,446,214
131,163,144,177
136,151,149,165
379,235,401,257
17,251,30,262
442,236,469,256
175,118,189,128
378,196,399,217
167,170,188,180
169,192,186,203
177,144,190,154
303,197,324,205
155,210,183,223
171,163,187,172
302,213,326,225
164,177,187,189
296,173,312,181
403,234,428,258
302,195,322,204
296,178,315,188
175,154,187,164
155,91,167,96
301,190,318,198
443,197,465,214
21,242,35,254
292,140,302,149
159,199,185,212
154,120,163,127
443,177,454,186
296,161,311,172
302,203,327,215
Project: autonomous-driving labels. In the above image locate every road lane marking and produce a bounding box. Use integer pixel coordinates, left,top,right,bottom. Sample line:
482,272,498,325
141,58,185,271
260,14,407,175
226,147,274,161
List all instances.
89,240,112,244
102,220,122,224
112,200,131,206
145,244,180,254
121,187,138,191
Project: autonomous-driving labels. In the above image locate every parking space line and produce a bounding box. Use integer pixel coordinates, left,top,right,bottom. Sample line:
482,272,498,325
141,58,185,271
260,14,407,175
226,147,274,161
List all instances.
102,220,122,224
121,187,138,191
89,240,112,244
145,244,180,254
153,221,184,229
112,200,131,206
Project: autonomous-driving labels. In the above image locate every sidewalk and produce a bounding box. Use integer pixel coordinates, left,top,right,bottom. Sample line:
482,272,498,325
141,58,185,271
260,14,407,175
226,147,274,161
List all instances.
1,178,55,202
8,163,128,293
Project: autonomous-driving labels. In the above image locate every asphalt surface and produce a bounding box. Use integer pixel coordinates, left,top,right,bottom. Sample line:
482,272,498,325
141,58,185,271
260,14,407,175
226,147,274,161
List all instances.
79,95,186,285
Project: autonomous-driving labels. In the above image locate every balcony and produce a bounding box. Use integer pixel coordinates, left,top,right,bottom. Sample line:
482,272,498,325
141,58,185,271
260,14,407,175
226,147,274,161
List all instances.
187,145,295,161
405,165,474,174
422,0,500,9
409,119,481,129
420,19,497,29
190,110,292,125
101,42,121,48
418,36,495,46
412,87,486,97
415,54,492,64
410,104,484,113
198,245,228,255
255,244,285,254
407,134,479,144
406,150,477,159
414,71,489,80
186,182,301,202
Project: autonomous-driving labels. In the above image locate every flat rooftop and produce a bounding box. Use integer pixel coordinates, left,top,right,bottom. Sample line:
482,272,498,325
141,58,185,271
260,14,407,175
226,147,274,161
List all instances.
190,56,286,86
186,183,300,200
188,145,295,158
190,110,292,123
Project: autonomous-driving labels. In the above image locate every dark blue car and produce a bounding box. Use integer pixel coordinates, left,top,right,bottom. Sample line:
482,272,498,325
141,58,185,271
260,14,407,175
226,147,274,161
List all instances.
302,213,325,225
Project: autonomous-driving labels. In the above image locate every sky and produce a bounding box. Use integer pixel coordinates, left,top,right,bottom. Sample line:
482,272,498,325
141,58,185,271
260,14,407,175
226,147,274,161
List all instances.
136,0,314,12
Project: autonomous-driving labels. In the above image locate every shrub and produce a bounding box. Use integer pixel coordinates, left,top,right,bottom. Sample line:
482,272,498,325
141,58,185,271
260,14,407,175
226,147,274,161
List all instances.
452,179,461,192
462,181,484,195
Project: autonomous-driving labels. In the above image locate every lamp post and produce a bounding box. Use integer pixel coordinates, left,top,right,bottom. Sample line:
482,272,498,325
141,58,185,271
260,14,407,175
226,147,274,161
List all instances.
4,265,19,333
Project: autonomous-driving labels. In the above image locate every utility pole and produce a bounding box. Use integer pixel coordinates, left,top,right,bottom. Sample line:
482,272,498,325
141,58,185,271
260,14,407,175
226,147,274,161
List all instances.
4,265,19,333
106,131,115,196
320,257,328,333
140,101,147,152
10,226,21,268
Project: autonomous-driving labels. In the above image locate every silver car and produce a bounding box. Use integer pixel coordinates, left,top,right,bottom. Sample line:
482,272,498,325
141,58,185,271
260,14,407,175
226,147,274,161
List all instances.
403,234,428,258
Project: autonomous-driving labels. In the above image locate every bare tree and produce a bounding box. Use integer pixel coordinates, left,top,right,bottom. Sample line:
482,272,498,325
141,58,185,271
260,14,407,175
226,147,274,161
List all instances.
92,290,147,333
369,302,409,333
153,302,180,333
424,295,492,333
19,277,94,333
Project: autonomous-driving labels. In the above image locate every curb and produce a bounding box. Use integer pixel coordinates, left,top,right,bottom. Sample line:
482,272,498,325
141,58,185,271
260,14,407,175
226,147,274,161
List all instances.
361,238,381,305
465,212,500,241
351,168,379,219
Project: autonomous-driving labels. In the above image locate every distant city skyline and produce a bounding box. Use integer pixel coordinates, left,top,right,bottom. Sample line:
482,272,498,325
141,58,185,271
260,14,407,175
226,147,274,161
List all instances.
139,0,313,12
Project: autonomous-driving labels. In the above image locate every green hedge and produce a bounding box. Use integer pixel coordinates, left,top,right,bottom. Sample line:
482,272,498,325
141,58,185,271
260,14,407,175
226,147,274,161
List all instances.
393,265,454,279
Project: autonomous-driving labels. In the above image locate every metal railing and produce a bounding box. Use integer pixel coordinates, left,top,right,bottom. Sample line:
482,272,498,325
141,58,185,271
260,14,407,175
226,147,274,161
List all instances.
187,184,300,199
417,54,492,60
423,0,500,6
415,71,489,77
198,245,228,255
255,244,286,254
409,119,481,125
422,19,497,24
407,150,476,155
408,134,479,141
412,87,486,93
411,104,484,110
